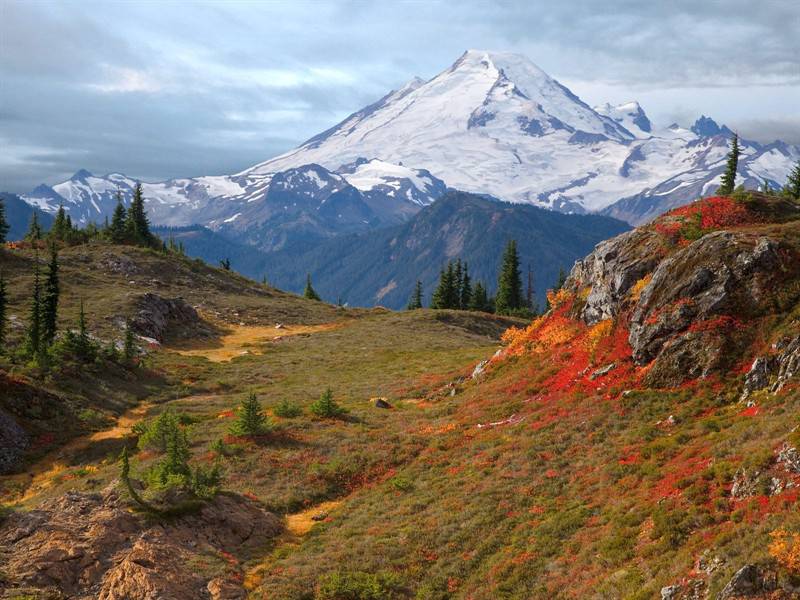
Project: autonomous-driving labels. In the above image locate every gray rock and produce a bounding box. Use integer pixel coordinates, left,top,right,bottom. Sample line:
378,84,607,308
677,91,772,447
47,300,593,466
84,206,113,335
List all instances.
589,363,617,381
778,443,800,474
130,293,202,342
373,398,392,409
661,584,681,600
717,564,777,599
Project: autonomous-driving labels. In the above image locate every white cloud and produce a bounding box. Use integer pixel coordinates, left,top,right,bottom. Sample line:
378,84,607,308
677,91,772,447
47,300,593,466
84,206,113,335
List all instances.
88,66,164,94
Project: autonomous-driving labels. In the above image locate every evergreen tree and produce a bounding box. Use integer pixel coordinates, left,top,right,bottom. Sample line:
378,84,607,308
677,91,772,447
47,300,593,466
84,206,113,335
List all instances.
0,273,7,353
25,211,43,243
219,258,231,271
470,281,491,313
310,388,346,418
460,263,472,309
453,260,463,305
125,183,153,246
785,160,800,199
407,280,423,310
124,319,137,362
51,205,68,240
526,264,535,310
304,273,321,301
109,191,128,243
0,197,9,244
41,244,59,346
25,258,43,357
120,446,156,511
495,240,523,315
718,133,740,196
230,392,270,436
74,299,95,361
431,263,458,309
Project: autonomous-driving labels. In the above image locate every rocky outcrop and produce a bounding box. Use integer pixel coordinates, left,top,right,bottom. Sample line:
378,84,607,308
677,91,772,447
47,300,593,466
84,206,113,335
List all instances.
739,335,800,400
0,485,282,599
716,564,778,599
567,227,664,325
628,233,799,386
131,293,205,342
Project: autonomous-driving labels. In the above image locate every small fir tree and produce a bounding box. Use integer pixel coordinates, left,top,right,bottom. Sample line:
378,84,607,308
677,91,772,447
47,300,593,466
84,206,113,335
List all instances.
123,319,137,362
554,267,568,291
718,133,740,196
785,160,800,199
50,206,68,241
0,197,9,243
310,388,346,418
0,273,7,353
304,273,321,301
25,211,43,243
109,191,128,243
125,183,153,246
219,258,231,271
230,392,270,436
41,244,59,346
407,280,423,310
495,240,523,315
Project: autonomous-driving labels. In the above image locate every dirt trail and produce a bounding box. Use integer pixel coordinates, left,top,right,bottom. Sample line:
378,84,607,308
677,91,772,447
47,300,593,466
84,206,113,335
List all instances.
171,322,342,362
244,499,344,590
2,402,154,503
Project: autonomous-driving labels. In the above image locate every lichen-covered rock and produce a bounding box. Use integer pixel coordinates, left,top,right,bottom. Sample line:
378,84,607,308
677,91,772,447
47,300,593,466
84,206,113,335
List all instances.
629,233,799,386
567,228,663,325
131,293,204,342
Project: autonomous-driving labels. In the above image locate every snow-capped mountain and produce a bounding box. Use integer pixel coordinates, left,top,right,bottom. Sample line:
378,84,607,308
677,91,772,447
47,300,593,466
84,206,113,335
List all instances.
242,49,799,221
22,162,447,251
20,49,799,231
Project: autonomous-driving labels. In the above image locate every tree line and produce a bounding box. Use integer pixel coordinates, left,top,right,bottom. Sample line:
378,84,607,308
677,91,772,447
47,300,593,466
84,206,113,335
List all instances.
407,239,567,317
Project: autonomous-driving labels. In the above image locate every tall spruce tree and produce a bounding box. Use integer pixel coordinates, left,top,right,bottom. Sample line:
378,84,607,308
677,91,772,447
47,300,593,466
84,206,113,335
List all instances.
555,267,568,291
431,262,459,309
304,274,321,301
786,160,800,199
0,197,9,243
74,299,95,361
718,133,740,196
109,191,128,243
407,280,423,310
495,240,523,315
460,263,472,309
25,257,42,357
41,244,59,346
0,273,7,352
25,211,43,242
126,183,153,246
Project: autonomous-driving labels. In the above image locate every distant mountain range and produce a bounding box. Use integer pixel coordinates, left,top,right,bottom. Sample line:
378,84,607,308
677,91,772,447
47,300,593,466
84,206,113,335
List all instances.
8,49,798,306
153,192,629,309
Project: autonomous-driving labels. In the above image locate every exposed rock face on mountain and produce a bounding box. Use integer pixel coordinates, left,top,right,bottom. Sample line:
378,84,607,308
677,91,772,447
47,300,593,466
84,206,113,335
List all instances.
566,194,800,386
0,485,282,599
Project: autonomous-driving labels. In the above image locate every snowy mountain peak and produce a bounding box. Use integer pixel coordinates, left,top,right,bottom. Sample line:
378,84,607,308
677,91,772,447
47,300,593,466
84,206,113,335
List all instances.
595,101,652,137
691,115,733,138
71,169,93,180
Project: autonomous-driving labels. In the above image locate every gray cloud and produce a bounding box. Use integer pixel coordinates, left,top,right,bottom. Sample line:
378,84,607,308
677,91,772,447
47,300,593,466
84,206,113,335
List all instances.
1,0,798,192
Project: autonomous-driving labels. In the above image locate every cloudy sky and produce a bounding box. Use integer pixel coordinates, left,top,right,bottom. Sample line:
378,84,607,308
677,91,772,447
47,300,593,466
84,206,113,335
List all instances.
1,0,798,192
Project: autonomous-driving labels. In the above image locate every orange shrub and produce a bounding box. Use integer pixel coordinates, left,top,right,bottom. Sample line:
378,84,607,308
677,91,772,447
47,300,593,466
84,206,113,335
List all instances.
770,529,800,573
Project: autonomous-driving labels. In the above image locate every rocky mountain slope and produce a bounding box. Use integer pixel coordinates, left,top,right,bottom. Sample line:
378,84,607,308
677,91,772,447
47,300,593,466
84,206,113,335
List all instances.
263,192,630,308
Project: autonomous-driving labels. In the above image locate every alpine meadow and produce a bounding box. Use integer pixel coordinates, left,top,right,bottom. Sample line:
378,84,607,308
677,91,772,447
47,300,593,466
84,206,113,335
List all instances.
1,2,800,599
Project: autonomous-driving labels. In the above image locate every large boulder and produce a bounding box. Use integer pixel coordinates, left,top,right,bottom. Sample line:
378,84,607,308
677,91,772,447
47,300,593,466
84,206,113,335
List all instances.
130,293,204,342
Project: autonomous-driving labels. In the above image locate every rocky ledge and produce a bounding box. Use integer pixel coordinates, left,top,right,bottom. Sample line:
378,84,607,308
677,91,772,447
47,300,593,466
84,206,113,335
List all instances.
0,485,282,599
